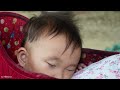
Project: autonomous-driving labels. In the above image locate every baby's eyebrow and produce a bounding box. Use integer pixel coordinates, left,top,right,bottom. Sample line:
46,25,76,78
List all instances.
44,56,62,62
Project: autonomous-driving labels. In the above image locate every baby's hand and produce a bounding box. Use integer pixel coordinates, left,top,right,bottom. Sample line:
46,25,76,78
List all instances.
76,63,87,72
76,61,93,72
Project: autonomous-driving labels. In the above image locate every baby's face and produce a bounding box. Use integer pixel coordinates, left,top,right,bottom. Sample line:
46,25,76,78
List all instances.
17,35,81,79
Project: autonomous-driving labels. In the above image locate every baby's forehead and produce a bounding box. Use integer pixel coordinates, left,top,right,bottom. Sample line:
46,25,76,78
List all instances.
26,32,81,55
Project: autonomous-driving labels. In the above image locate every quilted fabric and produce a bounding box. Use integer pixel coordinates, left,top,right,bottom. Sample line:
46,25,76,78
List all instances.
0,12,28,63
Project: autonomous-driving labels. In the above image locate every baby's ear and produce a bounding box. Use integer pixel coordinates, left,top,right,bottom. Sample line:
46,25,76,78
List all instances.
16,47,28,67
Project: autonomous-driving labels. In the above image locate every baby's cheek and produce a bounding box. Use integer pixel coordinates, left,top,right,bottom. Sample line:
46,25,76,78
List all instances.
29,62,53,76
24,57,35,71
64,71,74,79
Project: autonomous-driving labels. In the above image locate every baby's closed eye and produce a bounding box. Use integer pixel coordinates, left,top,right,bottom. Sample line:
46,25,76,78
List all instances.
47,62,56,68
66,66,76,72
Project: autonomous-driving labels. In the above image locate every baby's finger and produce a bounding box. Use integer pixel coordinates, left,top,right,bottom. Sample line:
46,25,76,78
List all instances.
75,69,79,72
88,61,93,65
78,66,83,70
80,63,87,68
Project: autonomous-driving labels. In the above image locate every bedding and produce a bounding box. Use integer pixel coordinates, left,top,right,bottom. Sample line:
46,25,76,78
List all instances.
72,54,120,79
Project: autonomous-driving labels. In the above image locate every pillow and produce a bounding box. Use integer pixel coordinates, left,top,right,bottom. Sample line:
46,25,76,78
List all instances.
72,54,120,79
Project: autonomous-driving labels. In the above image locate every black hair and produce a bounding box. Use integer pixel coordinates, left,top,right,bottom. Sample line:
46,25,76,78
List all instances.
21,11,82,55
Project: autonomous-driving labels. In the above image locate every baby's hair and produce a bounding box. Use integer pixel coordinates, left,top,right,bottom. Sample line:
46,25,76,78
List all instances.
21,11,82,55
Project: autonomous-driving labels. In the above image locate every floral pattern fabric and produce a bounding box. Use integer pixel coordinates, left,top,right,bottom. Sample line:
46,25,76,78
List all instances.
72,54,120,79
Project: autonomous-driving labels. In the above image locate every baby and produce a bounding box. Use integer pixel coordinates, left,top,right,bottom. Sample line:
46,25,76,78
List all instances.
15,12,82,79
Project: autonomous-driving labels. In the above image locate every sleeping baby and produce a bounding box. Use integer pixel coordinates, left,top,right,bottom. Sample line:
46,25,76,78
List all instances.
15,12,82,79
